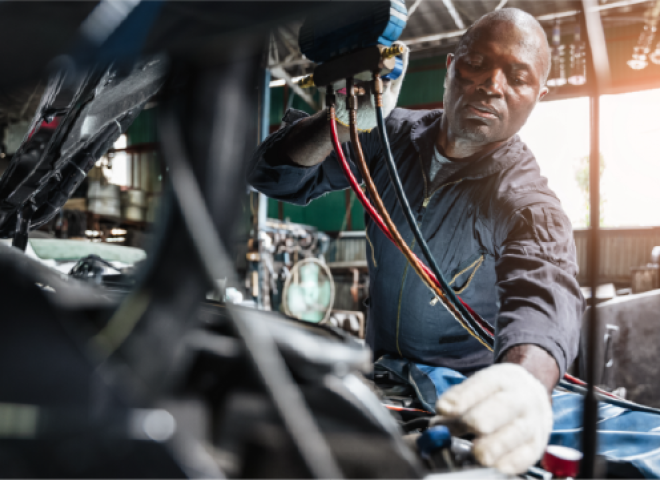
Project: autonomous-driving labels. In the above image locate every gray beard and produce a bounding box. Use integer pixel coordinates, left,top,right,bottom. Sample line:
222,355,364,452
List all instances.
457,125,490,143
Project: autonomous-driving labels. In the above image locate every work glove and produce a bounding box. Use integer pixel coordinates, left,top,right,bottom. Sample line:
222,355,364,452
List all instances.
435,363,553,475
332,42,409,132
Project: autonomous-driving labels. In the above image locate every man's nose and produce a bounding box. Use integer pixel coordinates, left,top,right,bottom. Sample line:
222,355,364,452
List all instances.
476,68,505,97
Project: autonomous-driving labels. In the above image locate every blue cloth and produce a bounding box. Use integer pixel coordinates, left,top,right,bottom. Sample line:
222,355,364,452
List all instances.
248,107,584,378
376,357,660,478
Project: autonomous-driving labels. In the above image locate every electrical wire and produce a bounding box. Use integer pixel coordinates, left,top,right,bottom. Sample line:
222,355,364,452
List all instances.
564,372,619,399
401,416,432,433
383,404,434,415
373,75,493,346
558,380,660,415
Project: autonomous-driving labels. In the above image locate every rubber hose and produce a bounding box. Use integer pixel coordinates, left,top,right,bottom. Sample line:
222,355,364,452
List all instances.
373,86,493,347
326,91,487,348
343,80,485,346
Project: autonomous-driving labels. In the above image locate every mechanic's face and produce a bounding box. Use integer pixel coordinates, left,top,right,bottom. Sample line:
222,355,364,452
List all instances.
443,21,549,145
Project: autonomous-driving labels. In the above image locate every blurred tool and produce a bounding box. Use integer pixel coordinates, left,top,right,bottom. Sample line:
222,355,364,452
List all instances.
542,445,583,478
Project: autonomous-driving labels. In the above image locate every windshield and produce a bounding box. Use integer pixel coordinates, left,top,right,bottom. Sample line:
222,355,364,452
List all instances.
28,238,146,265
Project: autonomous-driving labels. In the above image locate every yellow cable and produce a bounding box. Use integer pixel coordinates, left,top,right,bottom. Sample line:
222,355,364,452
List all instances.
449,255,484,294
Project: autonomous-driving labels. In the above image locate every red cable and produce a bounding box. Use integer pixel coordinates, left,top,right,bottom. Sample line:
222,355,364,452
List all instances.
563,373,618,398
383,404,434,415
330,116,395,243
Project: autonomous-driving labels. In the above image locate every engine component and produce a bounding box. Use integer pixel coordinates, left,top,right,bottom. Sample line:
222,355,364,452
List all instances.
417,425,452,458
0,56,167,240
281,257,335,323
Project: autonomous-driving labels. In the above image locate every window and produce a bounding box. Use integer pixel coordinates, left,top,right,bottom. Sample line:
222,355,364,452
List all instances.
519,88,660,227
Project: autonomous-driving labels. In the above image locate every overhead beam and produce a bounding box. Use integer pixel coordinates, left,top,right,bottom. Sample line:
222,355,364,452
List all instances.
403,0,652,47
441,0,465,29
407,0,425,17
582,0,612,89
537,0,651,20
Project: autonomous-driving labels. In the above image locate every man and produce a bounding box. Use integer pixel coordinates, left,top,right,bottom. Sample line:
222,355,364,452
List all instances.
248,8,584,474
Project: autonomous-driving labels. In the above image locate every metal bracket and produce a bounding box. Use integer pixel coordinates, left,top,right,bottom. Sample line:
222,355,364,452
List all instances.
12,203,36,251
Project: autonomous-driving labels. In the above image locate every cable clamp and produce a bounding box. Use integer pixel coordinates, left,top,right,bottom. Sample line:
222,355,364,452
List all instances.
325,92,336,107
373,76,384,95
373,76,384,107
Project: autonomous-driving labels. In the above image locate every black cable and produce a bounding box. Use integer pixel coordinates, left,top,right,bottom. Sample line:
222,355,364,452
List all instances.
558,380,660,416
71,254,123,274
373,97,493,347
401,416,431,433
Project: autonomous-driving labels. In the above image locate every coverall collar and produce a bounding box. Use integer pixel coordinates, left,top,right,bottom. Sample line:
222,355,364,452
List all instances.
409,109,526,182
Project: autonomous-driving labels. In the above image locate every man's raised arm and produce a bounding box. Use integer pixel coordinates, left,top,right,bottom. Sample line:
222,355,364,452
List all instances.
268,110,350,168
246,108,355,205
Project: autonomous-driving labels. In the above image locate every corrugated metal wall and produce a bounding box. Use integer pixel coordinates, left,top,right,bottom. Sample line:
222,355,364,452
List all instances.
574,228,660,285
327,232,368,263
328,229,660,287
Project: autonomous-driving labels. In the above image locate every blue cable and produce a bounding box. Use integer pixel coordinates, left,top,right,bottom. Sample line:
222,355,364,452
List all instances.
374,101,493,347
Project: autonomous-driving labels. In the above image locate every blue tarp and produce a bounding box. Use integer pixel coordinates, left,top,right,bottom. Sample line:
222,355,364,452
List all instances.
376,356,660,478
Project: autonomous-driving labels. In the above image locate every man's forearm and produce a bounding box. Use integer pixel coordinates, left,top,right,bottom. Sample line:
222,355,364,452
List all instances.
500,344,560,395
278,110,350,167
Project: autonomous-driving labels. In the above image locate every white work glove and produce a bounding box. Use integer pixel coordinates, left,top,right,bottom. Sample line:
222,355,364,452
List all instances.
436,363,553,475
332,42,409,132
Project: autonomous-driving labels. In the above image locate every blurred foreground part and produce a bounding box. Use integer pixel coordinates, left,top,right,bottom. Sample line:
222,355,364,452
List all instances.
0,2,425,478
578,289,660,408
0,1,356,90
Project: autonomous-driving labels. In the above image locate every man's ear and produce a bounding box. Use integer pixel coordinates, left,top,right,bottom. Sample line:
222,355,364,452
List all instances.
444,54,454,90
538,86,549,102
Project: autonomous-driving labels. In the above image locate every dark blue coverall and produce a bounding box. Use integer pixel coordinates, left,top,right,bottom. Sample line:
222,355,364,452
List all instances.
248,107,585,378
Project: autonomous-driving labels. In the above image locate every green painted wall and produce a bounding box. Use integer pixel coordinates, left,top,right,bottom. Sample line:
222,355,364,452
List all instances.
127,107,157,146
270,87,321,125
398,56,447,107
268,189,365,231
